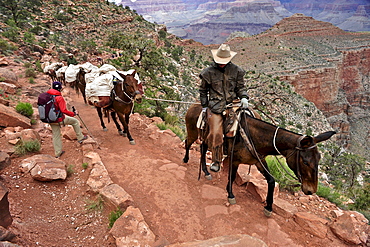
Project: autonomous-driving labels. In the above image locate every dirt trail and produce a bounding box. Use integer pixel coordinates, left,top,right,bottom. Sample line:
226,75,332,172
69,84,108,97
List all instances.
70,92,346,247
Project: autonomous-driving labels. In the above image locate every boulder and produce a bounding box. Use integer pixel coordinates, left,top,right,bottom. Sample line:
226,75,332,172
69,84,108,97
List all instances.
273,197,298,218
0,152,11,171
0,68,18,85
62,125,77,140
235,164,253,186
4,130,21,141
0,183,12,228
100,183,134,209
294,211,328,239
0,104,31,129
0,226,16,241
110,206,156,247
86,161,113,192
19,154,67,181
246,178,279,203
20,129,41,142
29,159,67,182
0,82,17,94
329,211,369,245
0,57,8,66
168,234,268,247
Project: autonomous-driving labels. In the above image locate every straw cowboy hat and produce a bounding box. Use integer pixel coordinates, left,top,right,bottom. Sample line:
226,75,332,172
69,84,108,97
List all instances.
211,44,237,64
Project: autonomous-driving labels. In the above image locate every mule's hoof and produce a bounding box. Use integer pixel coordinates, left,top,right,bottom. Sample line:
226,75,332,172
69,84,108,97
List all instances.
210,163,220,172
263,208,272,217
103,128,108,132
118,131,124,135
129,140,136,145
205,174,212,180
228,197,236,204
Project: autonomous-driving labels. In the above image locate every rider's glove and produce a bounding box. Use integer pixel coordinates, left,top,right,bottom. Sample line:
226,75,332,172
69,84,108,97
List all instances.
202,107,207,113
241,98,249,109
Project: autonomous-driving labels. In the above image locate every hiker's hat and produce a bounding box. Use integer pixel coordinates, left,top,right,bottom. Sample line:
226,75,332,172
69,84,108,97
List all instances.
52,81,62,91
68,53,73,56
211,44,237,64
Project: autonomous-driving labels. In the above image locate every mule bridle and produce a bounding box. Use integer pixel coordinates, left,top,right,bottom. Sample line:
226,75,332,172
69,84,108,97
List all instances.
112,79,136,104
273,127,317,183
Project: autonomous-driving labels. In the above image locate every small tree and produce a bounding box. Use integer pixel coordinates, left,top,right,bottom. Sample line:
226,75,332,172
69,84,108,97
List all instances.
0,0,42,27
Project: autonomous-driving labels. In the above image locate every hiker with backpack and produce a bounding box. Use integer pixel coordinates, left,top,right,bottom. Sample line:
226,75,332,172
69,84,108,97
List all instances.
39,81,88,158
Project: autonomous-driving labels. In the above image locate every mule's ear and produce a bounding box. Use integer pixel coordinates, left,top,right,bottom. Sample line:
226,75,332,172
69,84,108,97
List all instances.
131,70,136,77
313,131,336,143
300,136,314,148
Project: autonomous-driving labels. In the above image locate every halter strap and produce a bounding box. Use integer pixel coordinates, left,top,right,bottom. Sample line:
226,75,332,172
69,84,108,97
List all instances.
273,127,282,155
112,80,134,104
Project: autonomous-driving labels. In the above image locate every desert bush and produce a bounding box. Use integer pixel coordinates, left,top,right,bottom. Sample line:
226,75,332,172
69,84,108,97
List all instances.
156,122,185,141
35,60,43,72
82,162,88,169
25,68,36,78
15,140,41,155
15,102,33,118
316,183,345,207
0,39,17,54
67,164,75,175
85,196,104,211
108,208,124,228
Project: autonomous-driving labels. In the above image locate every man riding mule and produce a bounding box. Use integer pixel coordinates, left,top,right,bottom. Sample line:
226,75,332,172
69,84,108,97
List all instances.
199,43,249,172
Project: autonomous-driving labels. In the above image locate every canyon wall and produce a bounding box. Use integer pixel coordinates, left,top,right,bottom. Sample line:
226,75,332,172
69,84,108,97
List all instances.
280,48,370,158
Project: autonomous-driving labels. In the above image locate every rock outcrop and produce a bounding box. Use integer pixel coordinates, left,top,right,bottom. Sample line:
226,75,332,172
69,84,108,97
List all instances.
266,14,370,158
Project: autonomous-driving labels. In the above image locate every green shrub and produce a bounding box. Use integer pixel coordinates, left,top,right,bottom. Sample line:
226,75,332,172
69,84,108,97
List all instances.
23,62,33,68
15,140,41,155
0,39,17,53
67,164,75,175
316,183,345,207
108,208,124,228
15,102,34,118
156,122,185,140
35,60,43,72
82,162,88,169
23,32,36,44
85,196,104,211
25,67,36,77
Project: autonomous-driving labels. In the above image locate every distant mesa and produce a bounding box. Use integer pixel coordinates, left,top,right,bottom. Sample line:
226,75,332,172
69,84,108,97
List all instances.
112,0,370,45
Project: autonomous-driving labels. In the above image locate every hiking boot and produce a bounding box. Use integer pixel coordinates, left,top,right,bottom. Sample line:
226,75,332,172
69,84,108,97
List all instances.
78,135,88,144
56,151,65,158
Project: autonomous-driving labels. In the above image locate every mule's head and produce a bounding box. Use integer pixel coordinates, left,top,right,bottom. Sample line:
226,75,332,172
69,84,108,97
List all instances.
117,70,142,103
286,131,336,195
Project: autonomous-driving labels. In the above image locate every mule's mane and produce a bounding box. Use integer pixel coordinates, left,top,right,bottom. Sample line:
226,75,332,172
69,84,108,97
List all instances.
241,111,304,137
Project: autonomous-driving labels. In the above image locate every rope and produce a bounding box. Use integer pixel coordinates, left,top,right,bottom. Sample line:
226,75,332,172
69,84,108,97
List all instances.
273,127,282,155
143,96,200,105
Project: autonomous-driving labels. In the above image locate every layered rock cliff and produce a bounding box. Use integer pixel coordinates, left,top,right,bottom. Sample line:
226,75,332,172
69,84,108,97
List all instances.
252,14,370,158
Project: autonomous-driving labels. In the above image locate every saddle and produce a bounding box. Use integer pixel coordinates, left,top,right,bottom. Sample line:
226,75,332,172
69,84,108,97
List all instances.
197,100,255,138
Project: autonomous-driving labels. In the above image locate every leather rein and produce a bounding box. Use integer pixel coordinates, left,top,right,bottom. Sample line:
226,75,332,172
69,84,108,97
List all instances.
238,111,317,184
272,127,317,183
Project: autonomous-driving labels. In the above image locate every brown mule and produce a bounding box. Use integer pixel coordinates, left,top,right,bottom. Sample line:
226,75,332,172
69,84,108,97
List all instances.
183,103,336,216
